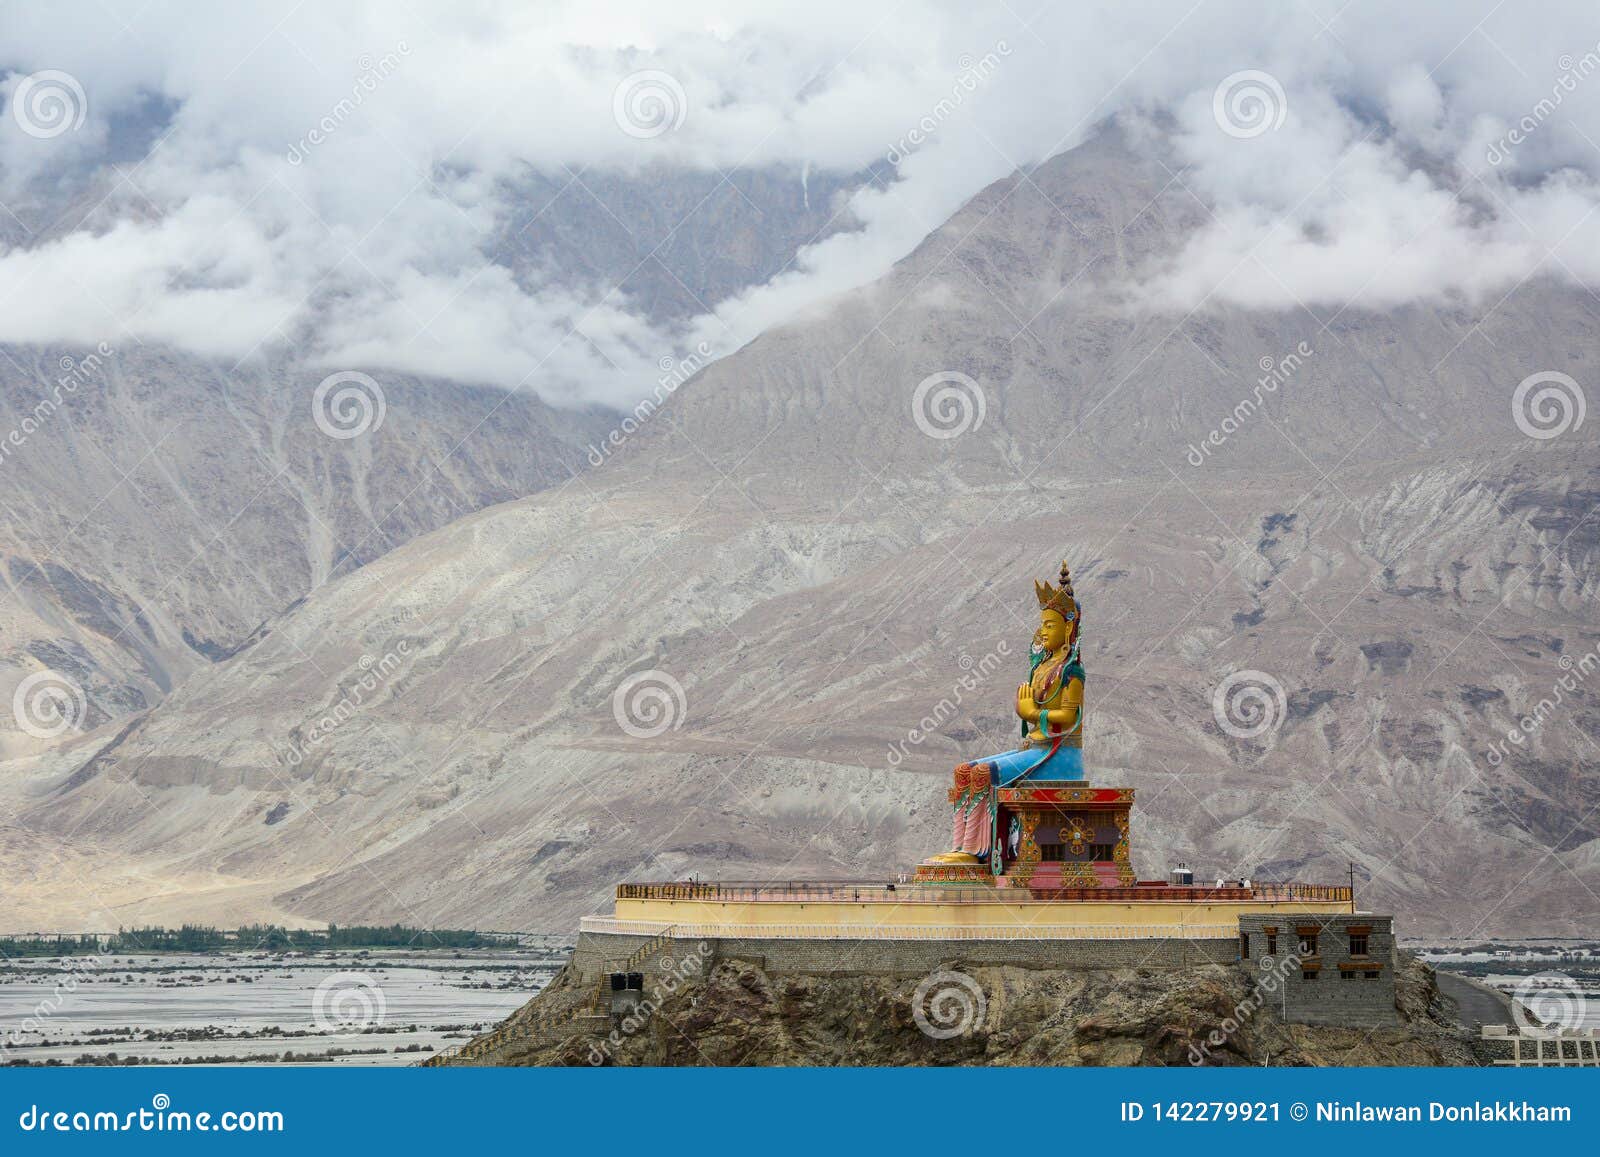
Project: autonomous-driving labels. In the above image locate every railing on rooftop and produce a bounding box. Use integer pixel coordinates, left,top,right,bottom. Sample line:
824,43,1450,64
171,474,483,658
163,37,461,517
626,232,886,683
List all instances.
581,916,1241,940
615,881,1353,905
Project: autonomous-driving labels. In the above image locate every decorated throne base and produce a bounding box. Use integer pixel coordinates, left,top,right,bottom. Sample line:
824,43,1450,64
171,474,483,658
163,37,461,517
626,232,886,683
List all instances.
914,780,1136,889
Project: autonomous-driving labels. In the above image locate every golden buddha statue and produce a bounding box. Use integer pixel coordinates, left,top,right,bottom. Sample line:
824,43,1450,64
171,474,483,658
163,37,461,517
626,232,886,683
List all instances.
928,560,1085,865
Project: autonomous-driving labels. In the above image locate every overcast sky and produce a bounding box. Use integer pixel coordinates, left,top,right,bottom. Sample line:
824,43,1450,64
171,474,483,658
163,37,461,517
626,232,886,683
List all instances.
2,1,1598,407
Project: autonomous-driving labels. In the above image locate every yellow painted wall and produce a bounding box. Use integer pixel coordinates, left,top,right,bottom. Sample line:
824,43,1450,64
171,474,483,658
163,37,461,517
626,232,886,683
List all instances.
613,896,1350,931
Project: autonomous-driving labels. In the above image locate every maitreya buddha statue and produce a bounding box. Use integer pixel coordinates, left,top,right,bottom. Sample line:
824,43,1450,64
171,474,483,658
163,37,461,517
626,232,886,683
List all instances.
928,560,1084,865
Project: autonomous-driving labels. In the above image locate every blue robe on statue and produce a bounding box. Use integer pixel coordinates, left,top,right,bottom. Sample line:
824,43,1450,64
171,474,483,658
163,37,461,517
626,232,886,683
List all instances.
977,742,1083,785
978,648,1085,785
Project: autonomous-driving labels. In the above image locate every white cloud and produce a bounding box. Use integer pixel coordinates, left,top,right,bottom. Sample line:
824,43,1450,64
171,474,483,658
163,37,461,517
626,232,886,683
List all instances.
0,1,1598,406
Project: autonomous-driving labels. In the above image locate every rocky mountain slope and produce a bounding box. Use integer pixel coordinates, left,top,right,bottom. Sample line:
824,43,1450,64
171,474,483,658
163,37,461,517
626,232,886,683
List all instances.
495,164,866,326
0,163,865,754
4,124,1595,939
0,348,612,758
462,952,1475,1067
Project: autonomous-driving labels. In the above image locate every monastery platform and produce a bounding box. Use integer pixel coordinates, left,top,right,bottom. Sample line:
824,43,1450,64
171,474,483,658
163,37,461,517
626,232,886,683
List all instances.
590,880,1354,941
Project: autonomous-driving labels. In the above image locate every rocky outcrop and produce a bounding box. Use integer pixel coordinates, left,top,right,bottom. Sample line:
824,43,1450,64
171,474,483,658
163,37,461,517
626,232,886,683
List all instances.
460,953,1475,1067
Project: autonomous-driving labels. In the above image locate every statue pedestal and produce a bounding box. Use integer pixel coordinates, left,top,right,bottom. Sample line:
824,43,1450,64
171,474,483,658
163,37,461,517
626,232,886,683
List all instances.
995,782,1135,890
911,860,995,885
913,781,1136,889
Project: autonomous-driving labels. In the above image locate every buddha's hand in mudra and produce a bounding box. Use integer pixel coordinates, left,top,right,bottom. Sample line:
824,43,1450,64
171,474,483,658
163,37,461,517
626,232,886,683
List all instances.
1016,683,1039,722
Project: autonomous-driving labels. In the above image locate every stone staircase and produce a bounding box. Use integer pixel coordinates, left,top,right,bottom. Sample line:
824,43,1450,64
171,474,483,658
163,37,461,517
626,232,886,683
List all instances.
415,925,680,1066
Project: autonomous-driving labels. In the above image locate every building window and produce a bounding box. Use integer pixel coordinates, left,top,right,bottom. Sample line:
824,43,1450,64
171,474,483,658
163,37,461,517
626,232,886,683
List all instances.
1240,933,1250,959
1365,969,1381,980
1341,969,1356,980
1266,933,1278,956
1302,969,1318,981
1039,841,1116,861
1298,931,1318,956
1348,932,1369,956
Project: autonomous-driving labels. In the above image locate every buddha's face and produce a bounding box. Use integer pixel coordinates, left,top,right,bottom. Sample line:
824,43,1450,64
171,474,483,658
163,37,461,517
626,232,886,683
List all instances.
1034,608,1074,653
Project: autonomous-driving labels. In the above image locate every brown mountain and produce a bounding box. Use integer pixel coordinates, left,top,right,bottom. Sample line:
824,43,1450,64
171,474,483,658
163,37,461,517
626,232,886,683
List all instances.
5,124,1595,940
0,162,866,754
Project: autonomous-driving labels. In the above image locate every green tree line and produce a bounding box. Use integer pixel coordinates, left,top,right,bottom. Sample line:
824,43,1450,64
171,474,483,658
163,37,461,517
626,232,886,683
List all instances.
0,923,515,956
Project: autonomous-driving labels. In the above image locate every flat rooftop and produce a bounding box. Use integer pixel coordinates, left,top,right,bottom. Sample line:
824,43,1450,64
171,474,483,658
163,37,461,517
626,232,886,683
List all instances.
616,881,1351,905
600,881,1355,940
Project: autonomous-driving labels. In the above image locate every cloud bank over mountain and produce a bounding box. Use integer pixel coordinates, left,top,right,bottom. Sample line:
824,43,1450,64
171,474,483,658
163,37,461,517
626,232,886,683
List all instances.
2,0,1599,407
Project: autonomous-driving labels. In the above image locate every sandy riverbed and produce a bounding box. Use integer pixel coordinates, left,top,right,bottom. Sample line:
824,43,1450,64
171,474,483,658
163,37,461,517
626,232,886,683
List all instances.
0,946,566,1066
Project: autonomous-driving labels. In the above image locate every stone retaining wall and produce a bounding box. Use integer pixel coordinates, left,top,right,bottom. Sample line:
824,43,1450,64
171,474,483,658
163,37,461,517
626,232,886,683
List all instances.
572,929,1236,982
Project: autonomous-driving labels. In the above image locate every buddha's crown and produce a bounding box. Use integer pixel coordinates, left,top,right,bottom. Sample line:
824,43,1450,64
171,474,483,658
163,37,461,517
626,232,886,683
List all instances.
1034,559,1080,622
